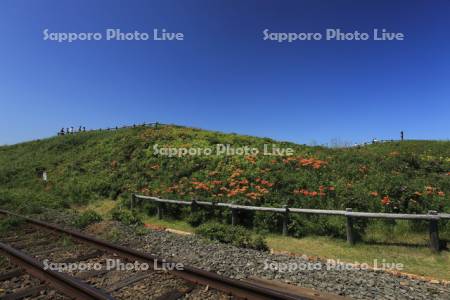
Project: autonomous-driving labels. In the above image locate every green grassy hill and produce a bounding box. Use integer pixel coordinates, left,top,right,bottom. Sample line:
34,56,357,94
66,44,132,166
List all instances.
0,125,449,238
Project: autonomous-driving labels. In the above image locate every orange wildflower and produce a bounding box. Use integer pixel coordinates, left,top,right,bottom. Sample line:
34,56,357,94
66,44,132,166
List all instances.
293,189,309,196
239,179,249,185
260,180,274,187
191,181,210,191
245,156,257,164
381,196,390,206
230,169,243,178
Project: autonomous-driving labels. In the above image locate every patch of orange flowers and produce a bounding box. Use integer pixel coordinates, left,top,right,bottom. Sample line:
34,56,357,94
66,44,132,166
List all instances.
230,169,243,179
246,192,261,200
370,191,378,197
282,156,328,169
191,181,210,191
381,196,390,206
299,158,328,169
244,156,257,164
255,178,274,187
227,186,248,197
424,186,445,197
293,187,330,197
212,170,274,201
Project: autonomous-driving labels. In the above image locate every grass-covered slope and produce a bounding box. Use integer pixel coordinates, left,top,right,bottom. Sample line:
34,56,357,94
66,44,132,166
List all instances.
0,125,449,216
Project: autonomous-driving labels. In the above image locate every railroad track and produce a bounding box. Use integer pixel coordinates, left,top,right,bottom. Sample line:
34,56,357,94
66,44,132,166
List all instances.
0,209,346,300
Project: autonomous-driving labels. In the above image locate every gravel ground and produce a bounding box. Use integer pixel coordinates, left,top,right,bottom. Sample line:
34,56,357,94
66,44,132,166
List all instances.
134,230,449,300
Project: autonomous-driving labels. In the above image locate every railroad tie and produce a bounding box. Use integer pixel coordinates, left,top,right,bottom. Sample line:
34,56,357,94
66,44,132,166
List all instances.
154,286,195,300
59,249,104,264
106,272,153,293
0,269,23,281
0,284,47,300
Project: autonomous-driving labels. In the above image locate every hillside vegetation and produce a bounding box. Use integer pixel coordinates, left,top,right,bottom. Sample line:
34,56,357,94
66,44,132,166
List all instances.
0,125,449,238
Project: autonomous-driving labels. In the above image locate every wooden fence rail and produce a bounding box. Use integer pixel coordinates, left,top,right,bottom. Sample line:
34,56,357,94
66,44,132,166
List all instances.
132,194,449,252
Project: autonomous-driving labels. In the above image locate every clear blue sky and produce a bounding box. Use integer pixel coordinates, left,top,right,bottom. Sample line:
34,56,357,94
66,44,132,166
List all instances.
0,0,449,145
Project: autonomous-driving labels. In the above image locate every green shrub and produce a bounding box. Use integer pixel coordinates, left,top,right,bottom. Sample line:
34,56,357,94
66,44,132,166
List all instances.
73,210,102,229
195,222,268,251
252,234,269,251
186,210,211,227
111,208,142,226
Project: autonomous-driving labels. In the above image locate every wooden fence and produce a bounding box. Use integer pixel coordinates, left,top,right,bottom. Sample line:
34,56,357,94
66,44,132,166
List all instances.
132,194,450,252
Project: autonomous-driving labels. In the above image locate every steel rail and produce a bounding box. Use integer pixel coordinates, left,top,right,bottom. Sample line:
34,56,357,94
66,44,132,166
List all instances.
0,242,114,300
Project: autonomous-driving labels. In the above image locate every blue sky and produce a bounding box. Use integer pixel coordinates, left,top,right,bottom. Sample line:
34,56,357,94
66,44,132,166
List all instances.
0,0,449,145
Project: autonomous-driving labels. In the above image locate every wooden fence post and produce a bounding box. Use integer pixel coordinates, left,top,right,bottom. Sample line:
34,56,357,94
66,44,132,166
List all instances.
428,210,440,252
231,208,238,226
210,201,216,218
346,208,355,245
282,205,289,236
157,203,164,219
191,200,198,214
130,194,136,210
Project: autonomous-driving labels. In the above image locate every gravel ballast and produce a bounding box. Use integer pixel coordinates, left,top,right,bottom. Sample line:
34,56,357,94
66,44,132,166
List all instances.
135,230,449,300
